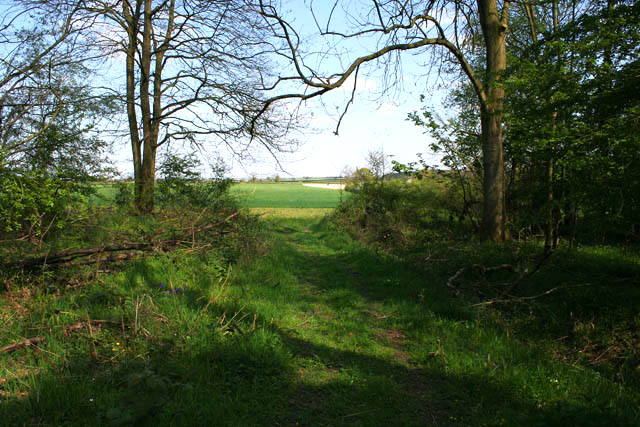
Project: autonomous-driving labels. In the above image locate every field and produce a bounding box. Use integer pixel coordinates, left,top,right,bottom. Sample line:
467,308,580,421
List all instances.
87,181,346,209
231,182,345,209
1,181,639,426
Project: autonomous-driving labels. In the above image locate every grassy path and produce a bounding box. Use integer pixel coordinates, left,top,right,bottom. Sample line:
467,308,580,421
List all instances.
233,210,638,426
2,207,637,426
236,210,443,425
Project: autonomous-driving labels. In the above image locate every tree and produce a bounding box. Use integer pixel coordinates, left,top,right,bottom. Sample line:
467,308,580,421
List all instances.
0,0,95,166
411,0,640,243
21,0,297,213
0,1,115,236
255,0,512,241
91,0,299,212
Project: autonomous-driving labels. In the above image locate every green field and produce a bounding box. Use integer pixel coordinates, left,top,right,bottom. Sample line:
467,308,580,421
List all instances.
87,182,345,209
231,182,344,209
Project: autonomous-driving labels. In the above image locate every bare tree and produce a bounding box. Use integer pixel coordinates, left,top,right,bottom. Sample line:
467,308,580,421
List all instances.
64,0,297,213
8,1,298,213
254,0,511,241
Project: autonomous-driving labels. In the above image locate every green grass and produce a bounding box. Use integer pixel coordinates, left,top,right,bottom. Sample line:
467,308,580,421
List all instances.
1,184,639,426
87,182,346,210
231,182,345,209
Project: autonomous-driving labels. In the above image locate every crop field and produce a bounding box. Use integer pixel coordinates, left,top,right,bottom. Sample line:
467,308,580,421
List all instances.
231,182,345,209
87,181,346,210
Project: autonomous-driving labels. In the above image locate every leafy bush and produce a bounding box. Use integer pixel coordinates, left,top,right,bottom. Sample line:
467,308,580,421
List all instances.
156,152,235,210
0,168,83,238
335,173,460,250
114,181,134,208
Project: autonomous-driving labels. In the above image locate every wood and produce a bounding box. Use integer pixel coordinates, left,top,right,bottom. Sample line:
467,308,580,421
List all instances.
4,212,239,270
0,337,45,353
446,263,514,297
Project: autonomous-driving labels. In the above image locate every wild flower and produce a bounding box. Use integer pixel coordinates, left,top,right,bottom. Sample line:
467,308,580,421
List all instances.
161,285,186,296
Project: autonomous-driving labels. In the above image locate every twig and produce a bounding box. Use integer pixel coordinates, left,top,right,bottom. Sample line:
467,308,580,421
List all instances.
500,250,554,297
446,267,466,297
446,263,514,297
0,336,45,353
342,409,377,418
64,319,115,334
470,283,596,307
86,312,98,358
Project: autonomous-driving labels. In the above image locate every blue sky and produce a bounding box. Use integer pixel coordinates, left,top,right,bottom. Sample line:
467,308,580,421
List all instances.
215,0,450,179
1,0,450,179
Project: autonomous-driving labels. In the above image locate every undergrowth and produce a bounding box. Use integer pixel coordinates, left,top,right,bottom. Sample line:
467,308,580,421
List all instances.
332,176,640,416
1,182,638,426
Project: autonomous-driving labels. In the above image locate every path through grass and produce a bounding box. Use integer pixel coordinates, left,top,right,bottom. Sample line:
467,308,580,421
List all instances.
1,208,638,425
226,209,639,425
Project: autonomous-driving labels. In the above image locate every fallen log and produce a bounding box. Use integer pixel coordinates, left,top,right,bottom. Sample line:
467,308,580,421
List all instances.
4,211,240,270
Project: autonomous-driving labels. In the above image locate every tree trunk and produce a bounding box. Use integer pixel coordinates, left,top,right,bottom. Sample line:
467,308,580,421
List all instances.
480,104,506,241
545,0,559,252
544,156,555,253
123,0,143,208
137,0,156,214
478,0,509,242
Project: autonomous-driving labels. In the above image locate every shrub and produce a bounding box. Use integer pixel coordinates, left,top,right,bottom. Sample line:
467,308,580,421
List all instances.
156,152,235,210
335,176,459,250
114,181,134,208
0,168,82,239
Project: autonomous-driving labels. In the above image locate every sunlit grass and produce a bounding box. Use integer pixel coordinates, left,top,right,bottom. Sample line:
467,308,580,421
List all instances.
231,182,344,209
1,184,639,426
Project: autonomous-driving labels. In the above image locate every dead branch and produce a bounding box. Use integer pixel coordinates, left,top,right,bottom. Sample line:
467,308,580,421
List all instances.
446,263,514,297
447,248,555,299
0,336,45,353
446,267,466,297
63,320,117,334
470,283,597,307
4,212,241,271
499,250,554,298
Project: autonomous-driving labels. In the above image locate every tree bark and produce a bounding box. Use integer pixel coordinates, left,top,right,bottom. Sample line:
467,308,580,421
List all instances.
137,0,156,213
123,1,143,208
478,0,509,242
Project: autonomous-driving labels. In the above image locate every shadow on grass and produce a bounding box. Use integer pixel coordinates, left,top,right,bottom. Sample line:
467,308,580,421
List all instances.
1,217,638,426
2,325,624,426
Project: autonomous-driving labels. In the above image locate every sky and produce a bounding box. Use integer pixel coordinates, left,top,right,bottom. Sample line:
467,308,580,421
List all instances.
110,75,446,180
221,87,446,180
210,1,452,179
1,0,452,180
110,0,452,180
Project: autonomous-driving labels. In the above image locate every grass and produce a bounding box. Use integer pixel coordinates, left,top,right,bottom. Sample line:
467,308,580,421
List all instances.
88,181,346,209
1,183,639,425
231,182,345,209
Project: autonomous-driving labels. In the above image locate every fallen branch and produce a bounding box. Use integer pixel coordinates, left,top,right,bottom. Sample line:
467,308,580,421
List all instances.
499,250,554,298
4,212,240,271
0,337,45,353
470,283,597,307
5,243,153,269
63,319,117,334
446,264,514,297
